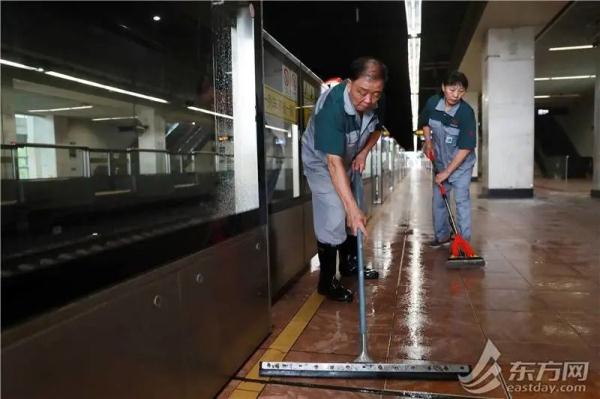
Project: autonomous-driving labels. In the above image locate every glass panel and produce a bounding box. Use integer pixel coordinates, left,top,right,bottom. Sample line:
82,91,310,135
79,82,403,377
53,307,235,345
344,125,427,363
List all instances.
14,146,86,179
138,151,168,175
263,42,300,203
110,151,129,176
1,147,15,179
1,2,259,274
90,151,110,176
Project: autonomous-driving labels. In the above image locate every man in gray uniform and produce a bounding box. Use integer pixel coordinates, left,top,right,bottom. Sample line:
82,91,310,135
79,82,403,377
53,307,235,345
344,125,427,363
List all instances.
302,57,387,302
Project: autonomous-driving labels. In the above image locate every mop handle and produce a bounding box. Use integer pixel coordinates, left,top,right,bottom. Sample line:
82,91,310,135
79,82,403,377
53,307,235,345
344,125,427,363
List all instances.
427,152,460,236
352,171,371,362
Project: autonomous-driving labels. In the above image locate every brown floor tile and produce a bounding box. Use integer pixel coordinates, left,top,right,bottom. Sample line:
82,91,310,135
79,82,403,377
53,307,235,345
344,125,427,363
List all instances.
510,260,584,278
462,273,532,291
388,335,487,365
460,258,522,275
259,385,381,399
468,288,550,312
570,265,600,282
477,310,588,346
492,340,595,366
392,307,483,342
557,312,600,349
394,282,472,312
296,304,394,335
291,328,390,360
533,290,600,314
518,274,599,292
384,378,506,397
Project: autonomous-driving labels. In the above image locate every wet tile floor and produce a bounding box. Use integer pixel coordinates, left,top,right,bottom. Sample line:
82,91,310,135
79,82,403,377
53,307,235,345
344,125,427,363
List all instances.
219,168,599,398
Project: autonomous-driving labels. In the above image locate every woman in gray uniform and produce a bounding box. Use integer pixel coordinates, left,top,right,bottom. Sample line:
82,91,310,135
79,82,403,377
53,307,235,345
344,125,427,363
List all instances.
301,57,387,302
419,71,477,248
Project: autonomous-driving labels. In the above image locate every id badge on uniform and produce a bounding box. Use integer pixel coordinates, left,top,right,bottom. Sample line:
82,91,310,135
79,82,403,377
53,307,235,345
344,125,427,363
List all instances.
445,135,453,144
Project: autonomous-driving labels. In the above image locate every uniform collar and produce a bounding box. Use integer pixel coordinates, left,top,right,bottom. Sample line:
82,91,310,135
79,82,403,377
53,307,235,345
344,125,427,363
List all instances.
435,96,460,116
343,80,376,120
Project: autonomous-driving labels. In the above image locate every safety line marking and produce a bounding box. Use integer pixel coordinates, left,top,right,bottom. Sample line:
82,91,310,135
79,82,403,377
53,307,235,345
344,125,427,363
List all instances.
229,290,324,398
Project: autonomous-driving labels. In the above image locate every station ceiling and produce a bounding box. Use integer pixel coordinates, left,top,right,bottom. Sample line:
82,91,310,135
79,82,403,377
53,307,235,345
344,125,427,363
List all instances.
264,1,474,150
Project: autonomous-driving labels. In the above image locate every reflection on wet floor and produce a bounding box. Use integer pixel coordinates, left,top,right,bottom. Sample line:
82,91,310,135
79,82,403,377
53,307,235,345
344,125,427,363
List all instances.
220,167,600,399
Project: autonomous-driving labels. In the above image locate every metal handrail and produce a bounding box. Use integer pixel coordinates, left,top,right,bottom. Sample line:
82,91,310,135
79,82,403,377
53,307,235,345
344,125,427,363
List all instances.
2,143,89,151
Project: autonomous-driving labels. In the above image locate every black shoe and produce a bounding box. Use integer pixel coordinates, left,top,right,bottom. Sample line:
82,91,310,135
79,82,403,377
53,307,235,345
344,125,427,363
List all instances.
318,278,353,302
339,235,379,279
339,261,380,279
317,241,354,302
428,236,451,248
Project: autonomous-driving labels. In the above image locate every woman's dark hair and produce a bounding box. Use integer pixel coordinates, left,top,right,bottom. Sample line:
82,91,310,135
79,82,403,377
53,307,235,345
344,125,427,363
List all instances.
349,57,388,83
443,71,468,89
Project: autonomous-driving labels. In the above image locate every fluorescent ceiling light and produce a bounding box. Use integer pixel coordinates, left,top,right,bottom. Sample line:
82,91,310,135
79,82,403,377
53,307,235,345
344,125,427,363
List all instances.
187,106,233,120
405,0,421,133
45,71,168,103
92,116,139,121
549,45,593,51
265,125,288,133
0,58,44,72
551,75,595,80
153,15,161,22
408,38,421,94
535,75,595,81
534,94,580,99
410,94,419,131
404,0,422,37
28,105,93,112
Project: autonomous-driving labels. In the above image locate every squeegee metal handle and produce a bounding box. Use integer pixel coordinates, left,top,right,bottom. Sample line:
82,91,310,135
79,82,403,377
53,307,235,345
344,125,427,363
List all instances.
353,171,372,363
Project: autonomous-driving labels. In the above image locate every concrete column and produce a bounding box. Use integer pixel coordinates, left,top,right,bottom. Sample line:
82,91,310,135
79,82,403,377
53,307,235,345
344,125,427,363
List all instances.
137,105,166,174
591,49,600,198
1,78,17,144
463,91,479,179
481,27,535,198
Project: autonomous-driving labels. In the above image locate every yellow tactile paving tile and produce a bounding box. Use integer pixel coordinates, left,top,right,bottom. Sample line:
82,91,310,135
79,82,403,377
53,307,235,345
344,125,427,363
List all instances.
230,291,325,397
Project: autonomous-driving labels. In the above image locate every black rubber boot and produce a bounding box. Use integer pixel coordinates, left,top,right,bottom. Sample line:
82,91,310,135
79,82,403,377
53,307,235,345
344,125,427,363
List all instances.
339,235,379,279
317,241,353,302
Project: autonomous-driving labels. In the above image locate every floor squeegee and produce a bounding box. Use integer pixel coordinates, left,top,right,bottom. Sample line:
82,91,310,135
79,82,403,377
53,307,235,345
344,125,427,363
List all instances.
259,173,472,380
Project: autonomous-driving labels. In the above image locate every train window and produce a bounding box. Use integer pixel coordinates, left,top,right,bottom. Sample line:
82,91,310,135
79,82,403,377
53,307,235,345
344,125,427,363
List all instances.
263,42,301,203
1,2,262,325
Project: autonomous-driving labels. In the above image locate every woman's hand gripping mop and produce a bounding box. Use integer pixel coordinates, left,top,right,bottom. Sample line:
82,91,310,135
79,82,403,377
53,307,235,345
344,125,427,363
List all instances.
259,172,472,379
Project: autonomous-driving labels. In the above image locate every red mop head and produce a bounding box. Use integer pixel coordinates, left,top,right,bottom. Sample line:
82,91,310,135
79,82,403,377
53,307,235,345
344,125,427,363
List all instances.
450,235,475,257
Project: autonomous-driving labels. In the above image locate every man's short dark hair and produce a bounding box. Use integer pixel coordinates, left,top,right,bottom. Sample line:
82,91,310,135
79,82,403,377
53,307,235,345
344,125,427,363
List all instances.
349,57,388,83
443,71,469,89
